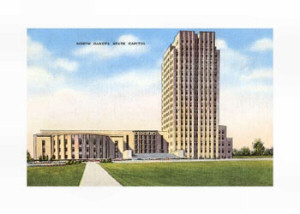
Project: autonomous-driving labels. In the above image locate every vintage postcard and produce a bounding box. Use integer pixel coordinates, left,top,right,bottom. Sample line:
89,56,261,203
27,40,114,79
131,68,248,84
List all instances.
27,28,273,186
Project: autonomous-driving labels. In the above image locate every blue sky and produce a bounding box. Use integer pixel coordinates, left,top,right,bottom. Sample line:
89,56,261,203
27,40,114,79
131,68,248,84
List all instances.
27,28,273,151
28,28,272,93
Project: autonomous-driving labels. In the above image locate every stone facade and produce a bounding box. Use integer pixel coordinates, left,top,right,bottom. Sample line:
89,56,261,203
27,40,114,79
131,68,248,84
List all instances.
161,31,233,158
33,130,168,160
218,125,233,159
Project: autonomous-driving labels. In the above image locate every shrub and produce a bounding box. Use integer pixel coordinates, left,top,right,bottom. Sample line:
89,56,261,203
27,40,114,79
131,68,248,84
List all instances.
263,149,273,156
240,147,251,156
27,151,33,162
233,149,242,156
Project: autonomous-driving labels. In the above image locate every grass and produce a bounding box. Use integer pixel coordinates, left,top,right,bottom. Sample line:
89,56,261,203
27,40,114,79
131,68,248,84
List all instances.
233,155,273,159
27,163,86,186
100,160,273,186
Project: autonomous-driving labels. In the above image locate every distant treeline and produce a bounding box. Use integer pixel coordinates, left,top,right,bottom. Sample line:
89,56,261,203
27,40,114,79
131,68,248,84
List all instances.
233,139,273,156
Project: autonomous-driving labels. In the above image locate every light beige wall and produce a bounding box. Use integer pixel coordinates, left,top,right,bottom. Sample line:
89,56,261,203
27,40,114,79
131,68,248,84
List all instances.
59,135,64,159
35,136,51,160
110,136,124,158
74,135,79,159
53,135,58,160
66,135,72,160
162,31,221,159
226,138,233,158
127,132,135,151
159,131,169,153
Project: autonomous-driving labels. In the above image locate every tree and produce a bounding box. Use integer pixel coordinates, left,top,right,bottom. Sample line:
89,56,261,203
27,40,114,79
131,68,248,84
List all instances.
233,148,242,156
264,148,270,155
252,139,265,155
38,155,43,161
27,151,33,162
240,147,250,156
263,147,273,156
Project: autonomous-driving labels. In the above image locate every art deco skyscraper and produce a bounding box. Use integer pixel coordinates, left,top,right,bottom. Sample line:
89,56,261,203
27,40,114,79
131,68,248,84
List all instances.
162,31,221,159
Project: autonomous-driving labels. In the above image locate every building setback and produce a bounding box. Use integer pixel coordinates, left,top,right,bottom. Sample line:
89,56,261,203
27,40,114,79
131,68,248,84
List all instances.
218,125,233,159
32,30,233,160
161,31,232,159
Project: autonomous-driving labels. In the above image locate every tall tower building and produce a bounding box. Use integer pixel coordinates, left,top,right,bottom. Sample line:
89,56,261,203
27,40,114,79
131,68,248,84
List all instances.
162,31,222,159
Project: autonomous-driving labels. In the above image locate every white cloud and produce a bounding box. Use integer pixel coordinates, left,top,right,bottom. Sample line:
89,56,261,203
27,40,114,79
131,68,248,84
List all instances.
109,70,159,88
250,38,273,52
53,58,79,72
60,68,159,109
27,87,161,154
216,38,250,75
27,36,51,60
242,84,273,93
216,39,273,149
155,58,163,67
27,66,65,93
28,36,79,74
74,34,148,59
216,39,228,49
241,68,273,81
91,69,160,93
240,68,273,94
27,67,161,154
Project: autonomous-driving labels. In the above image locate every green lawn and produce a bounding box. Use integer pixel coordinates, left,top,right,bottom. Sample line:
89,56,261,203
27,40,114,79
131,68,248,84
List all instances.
233,156,273,159
27,163,86,186
100,160,273,186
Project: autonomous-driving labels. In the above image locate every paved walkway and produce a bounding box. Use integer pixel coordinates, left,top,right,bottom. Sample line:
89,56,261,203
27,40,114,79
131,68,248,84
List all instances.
80,162,121,186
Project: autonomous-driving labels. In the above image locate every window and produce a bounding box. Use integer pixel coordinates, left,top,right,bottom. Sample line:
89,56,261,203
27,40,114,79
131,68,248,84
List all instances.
115,141,119,158
126,135,129,150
